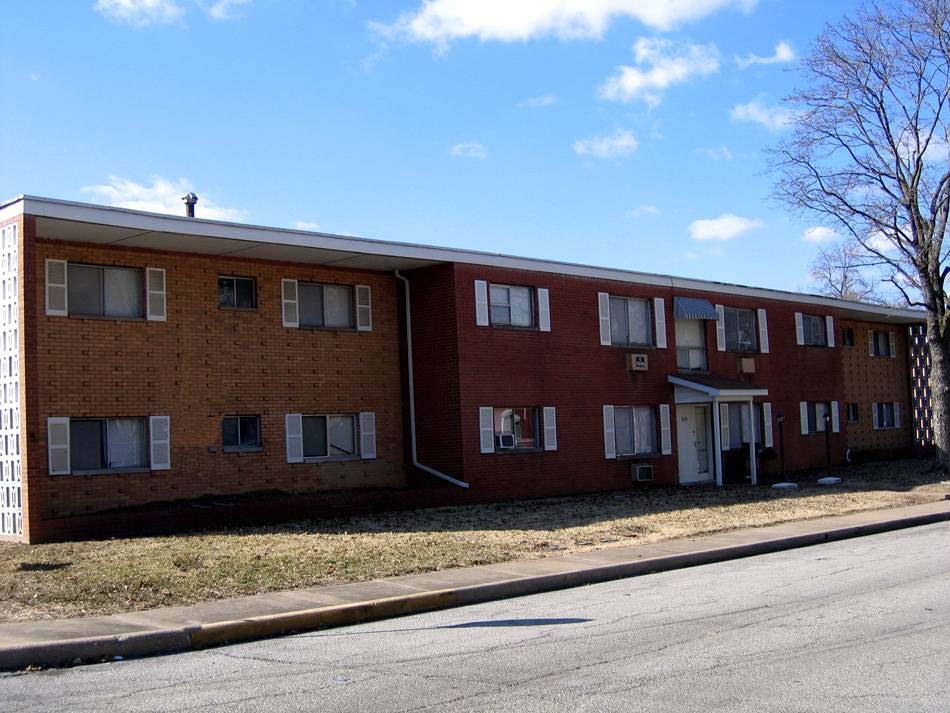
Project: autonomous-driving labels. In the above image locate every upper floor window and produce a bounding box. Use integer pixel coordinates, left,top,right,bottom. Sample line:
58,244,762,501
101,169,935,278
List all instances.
68,264,143,318
871,330,894,357
490,285,534,327
842,327,855,346
801,314,828,346
722,306,757,353
218,276,256,309
299,283,354,329
609,296,652,346
675,319,707,371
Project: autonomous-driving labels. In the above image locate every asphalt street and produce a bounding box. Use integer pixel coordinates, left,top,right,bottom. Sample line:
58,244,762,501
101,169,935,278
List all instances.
3,522,949,712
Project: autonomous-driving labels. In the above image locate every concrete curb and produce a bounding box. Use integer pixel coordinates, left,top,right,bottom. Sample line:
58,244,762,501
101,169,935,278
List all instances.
3,507,949,671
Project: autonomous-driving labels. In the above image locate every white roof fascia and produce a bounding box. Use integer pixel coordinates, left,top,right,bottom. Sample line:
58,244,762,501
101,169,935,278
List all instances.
5,194,927,321
667,375,769,398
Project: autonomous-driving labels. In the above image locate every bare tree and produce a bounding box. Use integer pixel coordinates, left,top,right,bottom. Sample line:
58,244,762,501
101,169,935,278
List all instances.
809,240,882,302
772,0,950,468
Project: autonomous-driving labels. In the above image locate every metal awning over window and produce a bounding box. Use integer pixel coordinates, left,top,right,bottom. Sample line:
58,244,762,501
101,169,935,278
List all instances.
673,296,719,320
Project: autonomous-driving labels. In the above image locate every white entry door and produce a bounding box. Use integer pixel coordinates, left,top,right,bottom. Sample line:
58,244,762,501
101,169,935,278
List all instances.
677,405,713,484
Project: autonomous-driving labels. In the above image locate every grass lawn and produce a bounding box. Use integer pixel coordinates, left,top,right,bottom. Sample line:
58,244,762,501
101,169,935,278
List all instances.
0,459,947,624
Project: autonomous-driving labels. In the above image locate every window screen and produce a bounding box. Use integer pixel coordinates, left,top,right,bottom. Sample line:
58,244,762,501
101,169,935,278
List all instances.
298,283,354,328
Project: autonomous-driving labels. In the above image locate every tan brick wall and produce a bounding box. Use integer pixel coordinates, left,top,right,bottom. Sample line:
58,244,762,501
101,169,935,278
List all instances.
840,319,913,452
29,234,405,524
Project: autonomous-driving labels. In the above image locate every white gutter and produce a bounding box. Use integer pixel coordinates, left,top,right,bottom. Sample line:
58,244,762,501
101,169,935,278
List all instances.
394,270,469,489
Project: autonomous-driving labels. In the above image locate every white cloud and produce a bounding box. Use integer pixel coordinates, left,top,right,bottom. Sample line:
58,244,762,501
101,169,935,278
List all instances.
81,175,247,221
630,204,660,216
573,129,639,159
730,98,796,131
689,213,763,241
736,41,795,69
867,230,898,254
377,0,757,46
293,220,321,231
518,94,557,108
803,226,838,244
451,141,487,159
696,145,733,161
206,0,251,20
599,37,720,107
94,0,185,26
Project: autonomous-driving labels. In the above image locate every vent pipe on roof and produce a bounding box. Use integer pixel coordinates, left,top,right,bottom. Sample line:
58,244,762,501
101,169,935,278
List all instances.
182,192,198,217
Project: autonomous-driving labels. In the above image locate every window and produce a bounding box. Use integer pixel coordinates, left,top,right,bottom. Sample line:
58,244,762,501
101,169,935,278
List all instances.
609,297,652,346
493,407,540,449
806,402,831,433
723,307,757,353
801,314,828,346
872,330,892,357
842,327,855,347
875,402,896,428
489,285,534,327
846,403,859,422
725,403,765,449
67,264,143,318
218,276,256,308
302,414,357,458
675,319,707,371
222,416,261,452
70,418,147,471
614,406,657,456
298,283,354,329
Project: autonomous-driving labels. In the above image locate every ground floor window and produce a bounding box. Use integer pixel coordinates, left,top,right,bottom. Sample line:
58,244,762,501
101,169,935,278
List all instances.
70,418,147,471
806,402,831,433
725,403,764,449
222,415,262,452
614,406,656,456
875,402,897,429
493,407,539,449
302,414,357,458
846,403,859,423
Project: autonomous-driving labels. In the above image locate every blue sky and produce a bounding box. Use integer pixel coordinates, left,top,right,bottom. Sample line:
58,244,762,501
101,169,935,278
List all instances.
0,0,866,291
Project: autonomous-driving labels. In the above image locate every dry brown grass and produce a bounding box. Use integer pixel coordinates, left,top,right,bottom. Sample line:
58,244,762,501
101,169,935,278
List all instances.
0,459,946,624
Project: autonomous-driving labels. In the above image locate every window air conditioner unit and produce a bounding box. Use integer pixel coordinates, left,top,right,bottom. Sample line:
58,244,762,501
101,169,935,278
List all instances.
626,353,649,372
738,357,756,374
633,464,654,482
495,433,516,449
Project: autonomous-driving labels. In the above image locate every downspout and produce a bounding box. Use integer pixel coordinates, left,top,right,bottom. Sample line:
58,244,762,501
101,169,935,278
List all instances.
394,270,469,488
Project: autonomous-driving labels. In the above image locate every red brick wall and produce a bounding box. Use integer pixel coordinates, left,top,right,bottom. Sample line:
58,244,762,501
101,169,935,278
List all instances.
27,229,406,533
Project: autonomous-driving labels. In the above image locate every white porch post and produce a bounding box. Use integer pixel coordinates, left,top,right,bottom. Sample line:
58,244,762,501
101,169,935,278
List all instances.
712,398,723,487
748,399,757,485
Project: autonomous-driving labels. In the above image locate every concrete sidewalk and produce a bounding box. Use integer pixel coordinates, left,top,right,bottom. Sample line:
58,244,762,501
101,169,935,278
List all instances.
2,500,949,671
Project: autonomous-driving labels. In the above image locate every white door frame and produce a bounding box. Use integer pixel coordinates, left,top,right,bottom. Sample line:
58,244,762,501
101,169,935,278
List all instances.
677,404,714,484
712,397,758,487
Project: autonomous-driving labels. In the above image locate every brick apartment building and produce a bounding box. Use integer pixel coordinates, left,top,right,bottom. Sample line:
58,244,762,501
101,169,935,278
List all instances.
0,195,928,542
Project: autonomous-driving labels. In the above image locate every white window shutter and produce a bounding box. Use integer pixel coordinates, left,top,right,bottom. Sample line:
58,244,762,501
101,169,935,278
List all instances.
889,331,897,358
653,298,667,348
719,403,730,446
868,330,875,356
659,404,672,455
47,417,70,475
800,401,809,435
281,279,299,328
715,304,726,351
795,312,804,345
45,259,68,316
474,280,489,326
757,308,769,353
872,402,880,430
359,411,376,459
146,268,167,321
603,405,616,459
597,292,611,346
479,407,495,454
285,413,303,463
149,416,171,470
826,316,835,347
831,401,840,433
537,288,551,332
356,285,372,332
894,402,901,428
543,406,557,451
763,403,773,447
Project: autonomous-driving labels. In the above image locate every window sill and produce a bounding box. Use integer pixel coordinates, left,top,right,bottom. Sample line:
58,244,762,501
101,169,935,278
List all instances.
64,314,147,323
489,324,538,332
617,453,661,460
301,455,360,464
297,325,359,333
489,447,543,455
610,343,655,350
65,467,152,476
219,306,258,312
222,446,264,454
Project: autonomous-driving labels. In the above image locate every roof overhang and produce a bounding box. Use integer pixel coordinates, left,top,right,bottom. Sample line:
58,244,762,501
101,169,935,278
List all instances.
0,194,930,322
668,374,769,399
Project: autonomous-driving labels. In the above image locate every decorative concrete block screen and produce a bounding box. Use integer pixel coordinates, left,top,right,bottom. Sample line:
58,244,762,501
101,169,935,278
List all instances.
909,324,934,448
0,223,20,536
